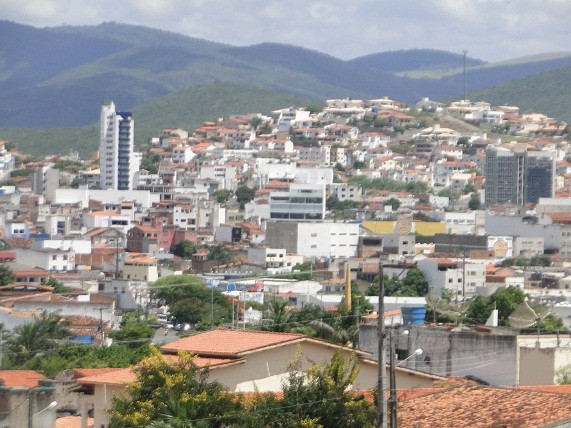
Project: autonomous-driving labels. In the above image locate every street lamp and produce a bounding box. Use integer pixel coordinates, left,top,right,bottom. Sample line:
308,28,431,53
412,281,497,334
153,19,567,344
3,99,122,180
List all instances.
28,395,57,428
389,334,423,428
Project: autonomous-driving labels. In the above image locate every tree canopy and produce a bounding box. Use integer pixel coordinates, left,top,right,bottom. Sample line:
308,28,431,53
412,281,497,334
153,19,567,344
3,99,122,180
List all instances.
151,275,232,329
108,349,376,427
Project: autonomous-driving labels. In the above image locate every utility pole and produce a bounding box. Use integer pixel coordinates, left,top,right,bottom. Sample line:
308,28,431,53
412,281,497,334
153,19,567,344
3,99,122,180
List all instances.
376,256,387,428
389,330,397,428
463,49,468,101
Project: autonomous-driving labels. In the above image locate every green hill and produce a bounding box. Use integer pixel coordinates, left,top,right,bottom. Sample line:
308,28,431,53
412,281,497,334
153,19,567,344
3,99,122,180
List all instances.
0,82,314,157
466,65,571,124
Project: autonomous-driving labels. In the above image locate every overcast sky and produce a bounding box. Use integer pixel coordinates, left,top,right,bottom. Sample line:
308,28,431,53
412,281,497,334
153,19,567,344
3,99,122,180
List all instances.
1,0,570,62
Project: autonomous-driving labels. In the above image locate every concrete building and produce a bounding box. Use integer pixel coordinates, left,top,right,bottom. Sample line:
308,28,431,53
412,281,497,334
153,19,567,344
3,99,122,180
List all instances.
75,328,443,427
416,256,486,299
266,221,359,258
269,182,326,221
359,324,571,386
485,144,556,205
99,101,141,191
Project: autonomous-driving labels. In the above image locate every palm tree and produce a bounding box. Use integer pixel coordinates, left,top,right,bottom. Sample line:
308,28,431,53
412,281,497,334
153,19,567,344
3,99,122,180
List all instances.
9,311,69,364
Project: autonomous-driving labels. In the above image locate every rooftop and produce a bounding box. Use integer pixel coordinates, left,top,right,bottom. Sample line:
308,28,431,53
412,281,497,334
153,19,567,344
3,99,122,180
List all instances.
160,328,305,358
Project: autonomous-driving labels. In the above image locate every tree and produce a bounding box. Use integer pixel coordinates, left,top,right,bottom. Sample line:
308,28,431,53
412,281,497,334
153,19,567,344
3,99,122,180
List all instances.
307,103,323,114
468,193,481,210
278,350,376,428
152,275,231,328
108,313,154,343
464,287,526,326
9,311,70,364
0,265,14,286
214,189,233,204
235,185,255,209
366,268,428,297
45,277,71,293
171,240,197,259
207,244,236,265
264,300,296,333
250,117,263,129
109,350,242,428
463,184,476,194
385,197,401,211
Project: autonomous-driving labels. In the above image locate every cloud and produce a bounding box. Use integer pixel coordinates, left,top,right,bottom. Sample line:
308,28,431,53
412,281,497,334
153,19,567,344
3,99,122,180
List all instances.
0,0,570,61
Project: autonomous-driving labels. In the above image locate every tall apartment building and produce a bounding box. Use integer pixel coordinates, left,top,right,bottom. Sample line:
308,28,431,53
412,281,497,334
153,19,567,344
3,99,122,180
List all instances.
99,101,140,190
269,182,326,221
485,144,555,206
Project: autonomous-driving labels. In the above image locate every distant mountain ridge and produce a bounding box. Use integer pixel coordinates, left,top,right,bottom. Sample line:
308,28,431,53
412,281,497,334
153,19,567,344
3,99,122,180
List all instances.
348,49,486,72
1,20,571,134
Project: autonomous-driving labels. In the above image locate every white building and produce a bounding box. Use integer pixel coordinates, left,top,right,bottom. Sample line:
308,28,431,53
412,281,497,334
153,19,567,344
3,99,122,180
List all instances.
199,164,237,190
269,182,326,221
416,256,486,299
99,101,141,190
14,248,75,272
266,221,359,258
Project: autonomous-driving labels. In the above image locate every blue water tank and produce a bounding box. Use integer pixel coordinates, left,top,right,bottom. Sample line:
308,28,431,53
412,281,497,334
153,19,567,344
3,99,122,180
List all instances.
75,335,94,344
401,306,426,325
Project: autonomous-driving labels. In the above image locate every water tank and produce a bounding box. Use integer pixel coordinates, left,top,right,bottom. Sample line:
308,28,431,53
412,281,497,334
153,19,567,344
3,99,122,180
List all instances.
75,335,94,344
401,306,426,325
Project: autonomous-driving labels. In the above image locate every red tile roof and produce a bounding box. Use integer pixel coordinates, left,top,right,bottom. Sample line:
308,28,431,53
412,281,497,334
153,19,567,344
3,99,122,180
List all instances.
55,415,94,428
397,384,571,428
160,329,304,358
76,356,240,386
0,370,45,388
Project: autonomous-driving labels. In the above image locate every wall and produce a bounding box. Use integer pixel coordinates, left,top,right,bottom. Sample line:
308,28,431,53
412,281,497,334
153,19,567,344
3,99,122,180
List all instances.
359,324,518,386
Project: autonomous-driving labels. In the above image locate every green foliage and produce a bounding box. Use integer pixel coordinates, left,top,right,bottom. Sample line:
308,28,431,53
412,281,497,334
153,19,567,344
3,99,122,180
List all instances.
501,255,551,267
556,364,571,385
140,152,161,174
27,343,153,377
235,185,255,209
281,261,315,280
348,176,427,195
0,265,14,286
464,287,526,326
8,311,70,365
306,103,323,114
9,168,34,177
437,188,459,200
1,83,314,157
366,268,428,297
352,160,366,169
456,136,470,146
214,189,233,204
108,313,154,343
278,350,376,428
53,159,85,173
468,193,481,210
206,244,236,265
171,240,198,259
45,277,72,293
463,184,476,194
326,195,362,211
385,197,401,211
109,350,241,428
152,275,231,328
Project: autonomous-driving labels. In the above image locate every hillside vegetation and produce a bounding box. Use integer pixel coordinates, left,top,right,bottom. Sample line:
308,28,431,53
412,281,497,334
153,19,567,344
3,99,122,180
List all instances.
0,82,313,157
2,21,571,131
467,65,571,124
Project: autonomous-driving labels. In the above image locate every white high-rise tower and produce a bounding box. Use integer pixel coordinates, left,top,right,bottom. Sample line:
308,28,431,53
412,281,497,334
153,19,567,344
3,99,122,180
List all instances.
99,101,140,190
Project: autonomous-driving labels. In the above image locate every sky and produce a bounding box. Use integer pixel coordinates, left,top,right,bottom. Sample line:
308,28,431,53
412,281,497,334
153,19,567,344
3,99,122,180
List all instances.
1,0,570,62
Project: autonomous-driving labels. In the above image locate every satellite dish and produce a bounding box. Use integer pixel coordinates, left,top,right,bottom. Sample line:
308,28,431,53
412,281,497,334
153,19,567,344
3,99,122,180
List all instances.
426,295,469,323
508,299,551,329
